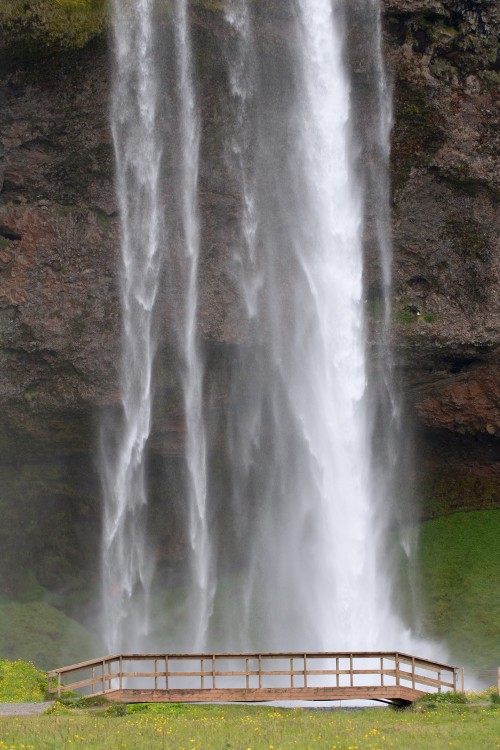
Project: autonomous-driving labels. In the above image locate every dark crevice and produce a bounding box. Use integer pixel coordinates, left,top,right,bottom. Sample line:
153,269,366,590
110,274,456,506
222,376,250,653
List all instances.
0,224,22,241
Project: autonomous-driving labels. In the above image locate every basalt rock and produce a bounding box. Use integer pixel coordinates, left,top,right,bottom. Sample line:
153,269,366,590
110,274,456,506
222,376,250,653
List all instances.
0,2,498,605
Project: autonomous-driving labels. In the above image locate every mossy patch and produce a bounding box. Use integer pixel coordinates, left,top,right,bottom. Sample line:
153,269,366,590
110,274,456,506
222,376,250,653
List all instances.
417,510,500,675
391,80,444,193
0,659,48,702
418,471,499,520
0,601,101,671
0,0,109,52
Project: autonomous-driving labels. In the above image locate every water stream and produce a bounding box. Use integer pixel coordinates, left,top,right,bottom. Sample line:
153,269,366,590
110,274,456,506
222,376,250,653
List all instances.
102,0,422,657
100,0,162,653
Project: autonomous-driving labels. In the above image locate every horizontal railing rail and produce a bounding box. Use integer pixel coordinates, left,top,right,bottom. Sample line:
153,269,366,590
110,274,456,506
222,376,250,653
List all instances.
47,651,460,703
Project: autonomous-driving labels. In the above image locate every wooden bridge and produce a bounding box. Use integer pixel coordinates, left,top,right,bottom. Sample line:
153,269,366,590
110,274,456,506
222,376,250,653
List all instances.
48,651,461,707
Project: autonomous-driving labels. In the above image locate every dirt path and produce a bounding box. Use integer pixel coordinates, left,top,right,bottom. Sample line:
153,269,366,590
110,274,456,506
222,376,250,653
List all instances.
0,702,53,717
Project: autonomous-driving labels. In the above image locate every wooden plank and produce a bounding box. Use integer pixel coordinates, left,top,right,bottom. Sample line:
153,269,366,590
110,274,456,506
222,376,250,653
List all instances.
50,651,458,676
51,651,457,670
48,655,121,676
398,655,455,674
105,685,426,704
395,652,457,671
56,676,109,693
53,672,454,695
397,672,455,690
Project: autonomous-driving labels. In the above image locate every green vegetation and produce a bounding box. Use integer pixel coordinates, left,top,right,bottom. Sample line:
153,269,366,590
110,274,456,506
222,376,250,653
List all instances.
0,703,499,749
0,0,109,51
417,510,500,675
0,602,100,671
419,470,499,519
0,659,47,703
393,308,434,326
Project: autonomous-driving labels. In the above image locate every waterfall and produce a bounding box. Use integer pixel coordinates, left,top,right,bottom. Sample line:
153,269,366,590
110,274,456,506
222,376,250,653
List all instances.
173,0,213,651
102,0,427,656
100,0,162,653
209,0,407,651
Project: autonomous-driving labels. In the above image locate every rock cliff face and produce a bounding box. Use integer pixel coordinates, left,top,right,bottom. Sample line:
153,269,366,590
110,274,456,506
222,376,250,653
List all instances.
381,0,499,515
0,1,498,609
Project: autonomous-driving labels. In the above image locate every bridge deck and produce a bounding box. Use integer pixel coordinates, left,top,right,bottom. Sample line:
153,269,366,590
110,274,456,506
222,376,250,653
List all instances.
48,651,460,707
106,685,426,706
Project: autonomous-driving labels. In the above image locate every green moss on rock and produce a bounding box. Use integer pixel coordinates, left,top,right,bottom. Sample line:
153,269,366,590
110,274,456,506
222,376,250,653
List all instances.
419,470,499,520
0,0,109,51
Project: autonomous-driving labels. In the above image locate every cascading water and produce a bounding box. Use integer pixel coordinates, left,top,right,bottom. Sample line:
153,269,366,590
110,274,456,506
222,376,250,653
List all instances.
205,0,403,651
100,0,162,653
173,0,213,651
102,0,430,658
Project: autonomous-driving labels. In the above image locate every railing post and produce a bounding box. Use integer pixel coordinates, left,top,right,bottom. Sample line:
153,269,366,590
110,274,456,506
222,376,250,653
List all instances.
411,656,415,689
165,656,169,690
453,667,457,692
213,655,216,689
154,658,158,691
200,658,204,690
290,657,294,688
119,657,122,692
349,654,353,687
336,657,340,688
438,669,442,693
304,655,307,688
102,659,106,694
246,658,249,689
395,653,400,686
380,657,384,687
258,655,262,689
57,671,61,699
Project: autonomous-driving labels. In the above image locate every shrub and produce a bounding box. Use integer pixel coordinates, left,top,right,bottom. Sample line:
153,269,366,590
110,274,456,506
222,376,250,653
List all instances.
0,659,47,702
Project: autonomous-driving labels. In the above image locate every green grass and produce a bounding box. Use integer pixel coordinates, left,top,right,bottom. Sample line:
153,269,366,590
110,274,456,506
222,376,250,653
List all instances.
0,704,499,749
0,602,100,671
417,510,500,674
0,660,47,703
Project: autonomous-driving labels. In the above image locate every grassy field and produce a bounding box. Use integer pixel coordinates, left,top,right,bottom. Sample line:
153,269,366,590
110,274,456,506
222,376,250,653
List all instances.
417,509,500,674
0,703,499,750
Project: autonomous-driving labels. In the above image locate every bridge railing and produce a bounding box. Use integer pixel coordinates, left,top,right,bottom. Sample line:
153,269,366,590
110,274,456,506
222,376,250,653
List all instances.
47,651,459,699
